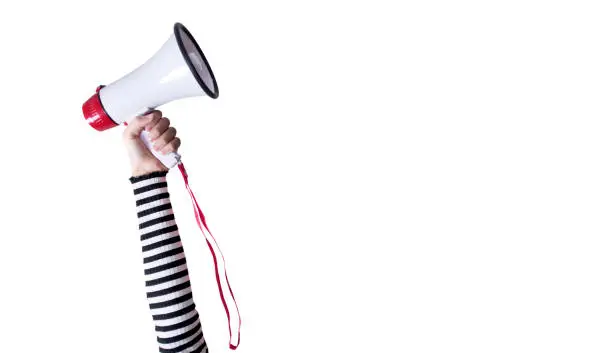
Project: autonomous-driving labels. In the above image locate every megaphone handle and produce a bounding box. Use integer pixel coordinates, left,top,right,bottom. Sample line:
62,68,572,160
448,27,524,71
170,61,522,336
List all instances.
139,129,182,169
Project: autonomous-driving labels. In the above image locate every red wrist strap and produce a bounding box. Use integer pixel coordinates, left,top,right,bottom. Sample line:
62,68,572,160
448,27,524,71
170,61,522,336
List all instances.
177,162,242,350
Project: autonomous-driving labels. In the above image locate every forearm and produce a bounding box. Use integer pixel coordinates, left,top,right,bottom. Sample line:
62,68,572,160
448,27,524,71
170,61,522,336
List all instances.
130,171,207,353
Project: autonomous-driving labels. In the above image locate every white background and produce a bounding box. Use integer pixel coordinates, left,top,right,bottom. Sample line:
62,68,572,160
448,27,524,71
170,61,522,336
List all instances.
0,1,611,352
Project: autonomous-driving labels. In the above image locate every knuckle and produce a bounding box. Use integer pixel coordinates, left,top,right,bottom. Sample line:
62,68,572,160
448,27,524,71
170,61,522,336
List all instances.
163,135,174,143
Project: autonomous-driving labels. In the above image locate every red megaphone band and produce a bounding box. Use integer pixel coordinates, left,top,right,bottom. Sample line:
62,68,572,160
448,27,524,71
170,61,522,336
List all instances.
82,85,118,131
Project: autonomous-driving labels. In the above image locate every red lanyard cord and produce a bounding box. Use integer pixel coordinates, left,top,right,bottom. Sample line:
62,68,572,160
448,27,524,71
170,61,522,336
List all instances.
177,162,242,350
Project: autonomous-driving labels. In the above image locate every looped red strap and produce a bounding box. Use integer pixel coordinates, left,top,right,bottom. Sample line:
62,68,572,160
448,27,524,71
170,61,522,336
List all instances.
177,162,242,350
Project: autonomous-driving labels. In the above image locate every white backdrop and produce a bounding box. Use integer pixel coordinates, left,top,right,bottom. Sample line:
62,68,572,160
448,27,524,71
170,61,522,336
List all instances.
1,1,611,352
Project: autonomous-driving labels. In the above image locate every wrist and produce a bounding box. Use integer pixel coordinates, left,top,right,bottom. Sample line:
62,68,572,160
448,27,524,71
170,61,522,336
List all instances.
131,163,168,178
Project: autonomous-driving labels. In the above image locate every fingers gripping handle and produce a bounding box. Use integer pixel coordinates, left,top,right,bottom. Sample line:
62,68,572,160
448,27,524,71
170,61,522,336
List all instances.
139,130,182,169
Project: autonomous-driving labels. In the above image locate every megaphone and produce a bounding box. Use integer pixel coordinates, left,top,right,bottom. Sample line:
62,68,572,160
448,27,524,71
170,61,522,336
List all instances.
82,22,218,168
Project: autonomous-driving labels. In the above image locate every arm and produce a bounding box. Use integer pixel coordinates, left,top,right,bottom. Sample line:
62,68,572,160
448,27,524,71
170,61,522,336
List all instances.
124,112,207,353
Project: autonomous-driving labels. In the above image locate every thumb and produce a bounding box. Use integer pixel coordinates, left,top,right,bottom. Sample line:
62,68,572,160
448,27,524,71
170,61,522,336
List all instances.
124,113,157,140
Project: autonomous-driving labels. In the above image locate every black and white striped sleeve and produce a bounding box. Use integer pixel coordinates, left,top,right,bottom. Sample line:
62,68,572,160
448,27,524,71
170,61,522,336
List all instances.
130,171,208,353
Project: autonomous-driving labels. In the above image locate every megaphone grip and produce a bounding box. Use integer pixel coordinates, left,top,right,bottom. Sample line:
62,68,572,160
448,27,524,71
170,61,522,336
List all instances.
139,130,181,169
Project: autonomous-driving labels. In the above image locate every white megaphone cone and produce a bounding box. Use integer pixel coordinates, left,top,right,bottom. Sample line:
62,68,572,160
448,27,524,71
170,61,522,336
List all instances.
82,22,218,169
